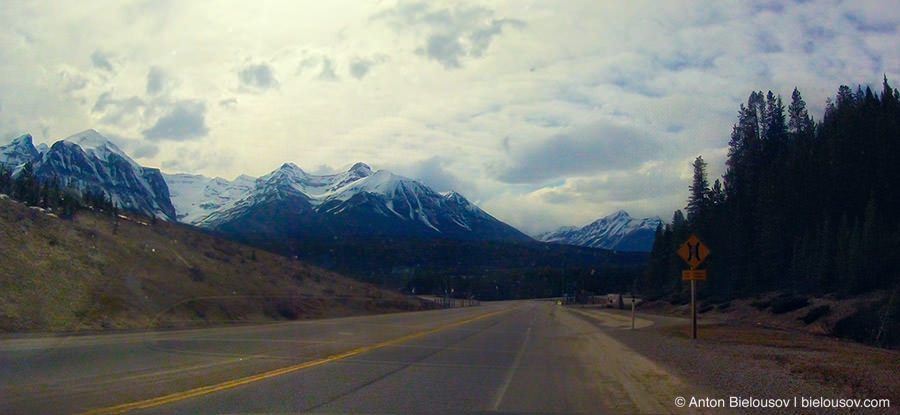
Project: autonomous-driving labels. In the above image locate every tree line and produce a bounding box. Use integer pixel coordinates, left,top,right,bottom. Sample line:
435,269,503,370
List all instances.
0,162,118,218
643,78,900,300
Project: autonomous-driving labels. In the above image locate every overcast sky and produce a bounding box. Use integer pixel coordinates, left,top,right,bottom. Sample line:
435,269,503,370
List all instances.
1,1,898,234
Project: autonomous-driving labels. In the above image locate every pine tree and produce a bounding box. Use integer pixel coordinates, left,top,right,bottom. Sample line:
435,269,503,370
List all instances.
686,155,710,225
13,162,40,206
0,165,11,194
789,88,815,140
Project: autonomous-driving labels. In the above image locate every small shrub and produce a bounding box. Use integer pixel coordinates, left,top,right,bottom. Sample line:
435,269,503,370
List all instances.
668,294,689,306
188,267,206,282
715,301,732,311
750,299,772,310
273,299,299,319
704,296,727,305
799,305,831,324
832,304,880,344
698,304,714,314
771,296,810,314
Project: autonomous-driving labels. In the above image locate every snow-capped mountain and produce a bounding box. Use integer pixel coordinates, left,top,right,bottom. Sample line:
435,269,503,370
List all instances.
163,172,256,224
537,210,662,252
0,134,40,169
165,162,531,243
3,128,530,243
0,130,176,220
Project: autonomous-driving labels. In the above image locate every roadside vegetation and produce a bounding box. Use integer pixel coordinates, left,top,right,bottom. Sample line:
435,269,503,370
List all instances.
641,78,900,348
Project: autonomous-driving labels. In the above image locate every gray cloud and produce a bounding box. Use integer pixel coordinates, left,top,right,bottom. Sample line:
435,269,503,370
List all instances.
376,2,524,69
132,143,160,158
318,58,338,81
296,56,319,75
310,164,338,175
161,146,235,174
294,55,341,80
419,34,465,68
238,62,278,90
90,50,115,72
103,132,160,159
349,60,371,79
142,100,209,141
494,121,663,184
146,67,167,95
349,55,388,79
401,156,463,193
58,70,89,92
92,92,146,126
844,12,896,34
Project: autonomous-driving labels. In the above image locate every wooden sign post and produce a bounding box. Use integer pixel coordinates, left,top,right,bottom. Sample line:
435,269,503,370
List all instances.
677,234,709,339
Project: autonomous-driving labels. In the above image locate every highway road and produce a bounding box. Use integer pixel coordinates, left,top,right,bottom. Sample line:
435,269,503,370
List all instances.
1,301,719,414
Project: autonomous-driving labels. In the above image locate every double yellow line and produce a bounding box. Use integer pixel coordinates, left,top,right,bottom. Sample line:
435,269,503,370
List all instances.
81,308,509,415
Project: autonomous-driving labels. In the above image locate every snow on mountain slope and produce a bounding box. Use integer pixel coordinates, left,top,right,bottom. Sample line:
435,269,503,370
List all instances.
168,161,531,242
249,162,376,203
164,173,256,224
0,134,40,169
537,210,662,252
63,129,130,160
37,130,176,220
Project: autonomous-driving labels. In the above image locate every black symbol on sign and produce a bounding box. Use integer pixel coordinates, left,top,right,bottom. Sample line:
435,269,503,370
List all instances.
687,242,701,262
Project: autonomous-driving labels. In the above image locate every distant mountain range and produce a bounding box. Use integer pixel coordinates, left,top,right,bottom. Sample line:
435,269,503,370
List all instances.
1,129,664,253
0,130,530,244
165,161,531,245
536,210,662,252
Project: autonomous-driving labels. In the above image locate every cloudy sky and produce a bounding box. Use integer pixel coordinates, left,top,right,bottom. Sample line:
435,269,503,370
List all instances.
1,1,897,234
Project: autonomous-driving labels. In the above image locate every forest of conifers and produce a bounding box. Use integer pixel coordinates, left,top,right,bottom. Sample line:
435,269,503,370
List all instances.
643,78,900,304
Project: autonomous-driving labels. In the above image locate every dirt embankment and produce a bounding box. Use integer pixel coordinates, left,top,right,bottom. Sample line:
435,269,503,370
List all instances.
573,304,900,415
639,289,899,349
0,196,429,333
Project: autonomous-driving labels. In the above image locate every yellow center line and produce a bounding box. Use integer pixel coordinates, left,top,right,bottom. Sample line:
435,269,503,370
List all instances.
79,308,511,415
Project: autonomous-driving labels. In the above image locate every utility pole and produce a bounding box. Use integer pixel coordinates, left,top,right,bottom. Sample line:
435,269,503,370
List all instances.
631,294,636,330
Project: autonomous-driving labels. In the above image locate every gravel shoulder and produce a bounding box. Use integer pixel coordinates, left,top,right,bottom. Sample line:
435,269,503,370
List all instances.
568,306,899,415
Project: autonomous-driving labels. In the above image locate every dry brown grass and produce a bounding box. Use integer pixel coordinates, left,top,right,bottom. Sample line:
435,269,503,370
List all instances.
661,322,900,401
0,197,429,332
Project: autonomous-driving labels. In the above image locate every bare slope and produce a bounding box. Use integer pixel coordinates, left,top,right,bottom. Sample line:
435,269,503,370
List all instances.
0,195,427,332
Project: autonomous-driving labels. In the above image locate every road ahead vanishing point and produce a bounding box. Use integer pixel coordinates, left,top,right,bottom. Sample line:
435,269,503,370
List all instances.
1,301,714,414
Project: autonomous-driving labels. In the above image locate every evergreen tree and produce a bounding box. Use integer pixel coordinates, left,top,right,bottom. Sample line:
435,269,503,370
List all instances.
788,87,814,136
0,165,11,194
686,155,710,225
12,162,40,206
648,79,900,301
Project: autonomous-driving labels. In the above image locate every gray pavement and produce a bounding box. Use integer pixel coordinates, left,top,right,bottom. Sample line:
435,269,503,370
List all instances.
1,301,715,414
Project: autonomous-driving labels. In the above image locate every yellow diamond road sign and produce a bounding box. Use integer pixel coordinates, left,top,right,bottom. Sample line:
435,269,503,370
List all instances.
678,234,710,268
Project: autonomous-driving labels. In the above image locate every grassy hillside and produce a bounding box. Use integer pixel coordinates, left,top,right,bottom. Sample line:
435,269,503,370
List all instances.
0,195,428,332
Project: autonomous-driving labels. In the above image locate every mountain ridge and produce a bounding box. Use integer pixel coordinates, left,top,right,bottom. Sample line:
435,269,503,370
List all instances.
537,210,662,252
166,160,532,244
0,129,177,220
1,129,530,243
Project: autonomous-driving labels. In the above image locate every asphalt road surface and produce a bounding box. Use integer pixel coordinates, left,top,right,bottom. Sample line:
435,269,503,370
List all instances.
1,301,720,414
